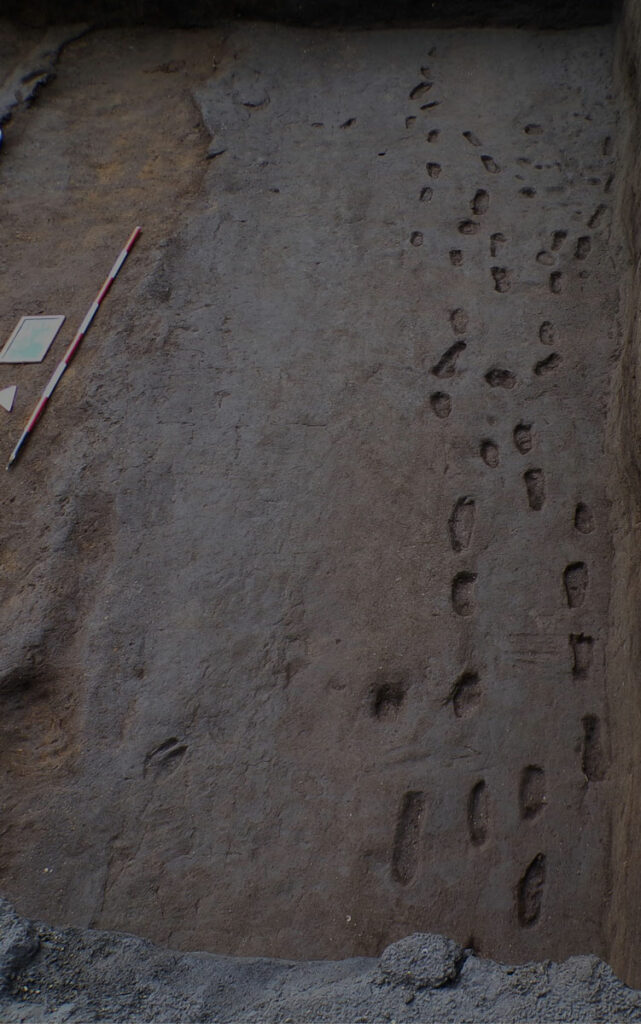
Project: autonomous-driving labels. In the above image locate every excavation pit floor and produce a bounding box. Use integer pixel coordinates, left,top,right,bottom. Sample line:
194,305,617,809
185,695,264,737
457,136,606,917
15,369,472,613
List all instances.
0,16,621,970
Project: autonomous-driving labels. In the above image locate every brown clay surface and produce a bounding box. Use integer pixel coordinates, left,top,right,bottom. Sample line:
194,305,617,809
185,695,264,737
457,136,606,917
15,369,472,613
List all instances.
0,19,620,965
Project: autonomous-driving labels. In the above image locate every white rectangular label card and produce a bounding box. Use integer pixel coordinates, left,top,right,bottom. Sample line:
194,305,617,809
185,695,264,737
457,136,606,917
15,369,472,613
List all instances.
0,315,66,363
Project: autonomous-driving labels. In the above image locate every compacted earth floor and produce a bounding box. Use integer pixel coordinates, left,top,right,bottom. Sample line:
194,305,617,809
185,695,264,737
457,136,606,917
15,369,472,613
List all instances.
0,17,620,967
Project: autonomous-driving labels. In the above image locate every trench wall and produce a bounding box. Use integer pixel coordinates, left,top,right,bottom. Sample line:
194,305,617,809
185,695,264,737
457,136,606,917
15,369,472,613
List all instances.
607,0,641,990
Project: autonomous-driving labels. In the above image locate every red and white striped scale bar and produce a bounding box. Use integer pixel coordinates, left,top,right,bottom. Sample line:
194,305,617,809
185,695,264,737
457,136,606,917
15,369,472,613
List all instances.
7,226,142,468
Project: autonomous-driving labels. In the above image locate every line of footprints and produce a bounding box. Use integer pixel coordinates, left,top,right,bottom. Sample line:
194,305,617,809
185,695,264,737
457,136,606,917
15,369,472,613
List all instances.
445,483,606,927
388,60,611,930
389,777,553,927
405,66,611,417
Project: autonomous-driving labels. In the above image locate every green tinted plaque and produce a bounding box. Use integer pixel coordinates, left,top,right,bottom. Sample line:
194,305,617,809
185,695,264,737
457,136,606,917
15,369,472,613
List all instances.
0,315,65,363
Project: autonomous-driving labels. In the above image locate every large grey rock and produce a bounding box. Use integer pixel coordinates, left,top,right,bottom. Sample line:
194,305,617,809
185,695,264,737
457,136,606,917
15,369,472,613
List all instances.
379,933,465,988
0,899,39,992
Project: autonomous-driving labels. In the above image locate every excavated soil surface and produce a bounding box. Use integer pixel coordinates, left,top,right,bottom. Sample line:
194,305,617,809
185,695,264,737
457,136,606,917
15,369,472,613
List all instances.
0,15,622,969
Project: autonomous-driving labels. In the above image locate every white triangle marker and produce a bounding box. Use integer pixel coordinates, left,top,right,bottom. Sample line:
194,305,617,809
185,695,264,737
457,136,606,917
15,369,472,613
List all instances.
0,386,17,412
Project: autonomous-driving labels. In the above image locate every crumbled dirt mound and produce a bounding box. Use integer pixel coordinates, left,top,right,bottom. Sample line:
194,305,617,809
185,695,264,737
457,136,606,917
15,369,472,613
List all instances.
0,898,640,1022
